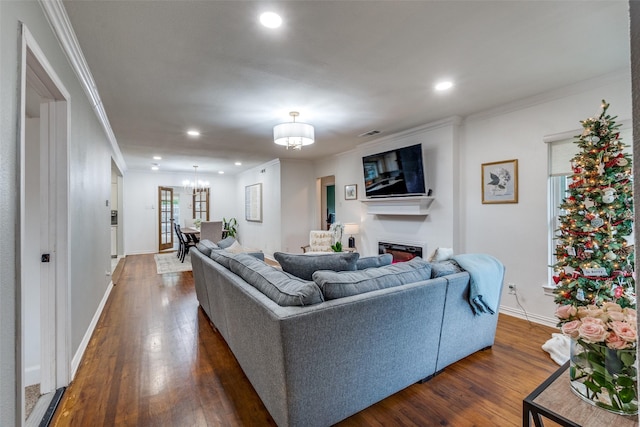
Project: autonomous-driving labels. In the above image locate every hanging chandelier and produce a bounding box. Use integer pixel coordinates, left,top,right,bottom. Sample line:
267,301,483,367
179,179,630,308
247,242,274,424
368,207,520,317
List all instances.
182,165,209,194
273,111,315,150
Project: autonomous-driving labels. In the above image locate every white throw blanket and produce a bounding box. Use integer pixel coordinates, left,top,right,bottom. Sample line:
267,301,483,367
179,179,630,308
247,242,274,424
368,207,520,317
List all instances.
542,333,571,365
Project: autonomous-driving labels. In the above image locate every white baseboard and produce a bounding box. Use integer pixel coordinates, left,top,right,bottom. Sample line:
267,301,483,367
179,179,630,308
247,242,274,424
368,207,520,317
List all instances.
24,365,40,386
71,281,114,379
499,305,558,329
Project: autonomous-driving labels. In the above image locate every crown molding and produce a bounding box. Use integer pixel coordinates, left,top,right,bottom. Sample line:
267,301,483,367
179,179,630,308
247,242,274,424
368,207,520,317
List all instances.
39,0,127,172
464,69,631,124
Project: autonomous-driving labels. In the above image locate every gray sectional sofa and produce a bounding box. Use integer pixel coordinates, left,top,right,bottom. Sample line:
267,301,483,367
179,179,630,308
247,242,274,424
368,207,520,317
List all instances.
191,240,505,427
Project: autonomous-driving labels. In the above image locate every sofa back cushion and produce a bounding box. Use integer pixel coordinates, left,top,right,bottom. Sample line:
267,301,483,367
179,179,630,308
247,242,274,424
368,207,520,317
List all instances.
356,254,393,270
209,248,237,269
273,252,359,280
312,256,432,300
229,254,324,306
196,239,221,257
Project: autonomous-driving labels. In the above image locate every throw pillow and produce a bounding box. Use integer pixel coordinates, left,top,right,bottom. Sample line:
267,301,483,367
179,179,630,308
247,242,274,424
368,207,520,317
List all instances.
216,236,236,249
226,240,245,254
312,256,432,300
356,254,393,270
430,259,463,278
195,239,220,257
229,254,324,306
428,247,454,262
273,252,360,281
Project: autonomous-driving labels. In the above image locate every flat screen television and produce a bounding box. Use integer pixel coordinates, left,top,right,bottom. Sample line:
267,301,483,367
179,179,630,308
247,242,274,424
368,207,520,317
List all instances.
362,143,426,198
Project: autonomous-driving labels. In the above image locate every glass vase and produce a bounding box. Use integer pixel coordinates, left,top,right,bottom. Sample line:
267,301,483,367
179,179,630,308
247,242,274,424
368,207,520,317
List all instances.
569,337,638,415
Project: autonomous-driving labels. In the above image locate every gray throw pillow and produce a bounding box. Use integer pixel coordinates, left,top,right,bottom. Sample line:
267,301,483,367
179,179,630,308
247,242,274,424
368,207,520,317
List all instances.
273,252,360,281
229,254,324,306
356,254,393,270
216,236,236,249
312,256,432,300
430,260,463,278
196,239,221,257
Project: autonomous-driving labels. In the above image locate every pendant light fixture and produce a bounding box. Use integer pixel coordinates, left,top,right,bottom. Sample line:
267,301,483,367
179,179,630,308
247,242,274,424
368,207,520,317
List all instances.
273,111,315,150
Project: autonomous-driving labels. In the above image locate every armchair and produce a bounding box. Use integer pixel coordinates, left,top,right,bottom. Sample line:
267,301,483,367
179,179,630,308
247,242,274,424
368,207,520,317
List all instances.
301,230,335,253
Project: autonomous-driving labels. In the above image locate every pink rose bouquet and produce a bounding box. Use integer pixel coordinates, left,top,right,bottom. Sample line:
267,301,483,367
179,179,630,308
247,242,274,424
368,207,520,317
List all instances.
555,302,637,414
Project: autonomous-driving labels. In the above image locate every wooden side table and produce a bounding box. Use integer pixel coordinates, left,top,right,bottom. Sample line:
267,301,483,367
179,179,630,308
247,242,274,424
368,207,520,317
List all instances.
523,361,638,427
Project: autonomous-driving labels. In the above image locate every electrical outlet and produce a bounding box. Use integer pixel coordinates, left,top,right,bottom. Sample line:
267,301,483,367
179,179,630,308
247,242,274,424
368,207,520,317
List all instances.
508,283,516,295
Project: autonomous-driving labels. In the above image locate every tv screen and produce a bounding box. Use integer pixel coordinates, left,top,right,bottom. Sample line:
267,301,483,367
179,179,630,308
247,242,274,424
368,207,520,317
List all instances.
362,143,426,198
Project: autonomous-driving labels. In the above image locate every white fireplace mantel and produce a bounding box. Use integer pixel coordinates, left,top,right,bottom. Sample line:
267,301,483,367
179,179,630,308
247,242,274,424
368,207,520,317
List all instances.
360,196,435,216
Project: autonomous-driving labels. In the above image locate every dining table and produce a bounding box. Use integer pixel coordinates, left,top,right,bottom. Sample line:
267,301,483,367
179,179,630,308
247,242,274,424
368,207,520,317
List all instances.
181,227,201,241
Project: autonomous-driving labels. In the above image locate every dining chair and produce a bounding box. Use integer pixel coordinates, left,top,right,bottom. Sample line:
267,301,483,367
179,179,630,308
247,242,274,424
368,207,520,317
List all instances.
176,224,197,262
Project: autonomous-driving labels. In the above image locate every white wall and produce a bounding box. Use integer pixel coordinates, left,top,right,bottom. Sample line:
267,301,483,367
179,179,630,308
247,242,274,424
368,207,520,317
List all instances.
460,72,632,326
314,118,460,256
312,73,632,327
1,2,124,423
235,160,282,256
124,170,237,254
280,159,316,253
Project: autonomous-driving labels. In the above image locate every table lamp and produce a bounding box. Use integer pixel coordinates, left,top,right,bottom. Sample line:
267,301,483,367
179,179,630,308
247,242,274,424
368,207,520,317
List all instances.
344,223,360,248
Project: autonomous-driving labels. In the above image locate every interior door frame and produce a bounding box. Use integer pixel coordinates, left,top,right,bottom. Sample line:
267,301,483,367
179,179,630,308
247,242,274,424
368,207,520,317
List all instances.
19,24,71,419
158,186,175,251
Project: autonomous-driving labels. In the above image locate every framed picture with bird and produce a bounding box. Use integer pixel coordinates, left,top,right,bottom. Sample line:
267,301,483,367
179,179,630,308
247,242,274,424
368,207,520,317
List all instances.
481,159,518,204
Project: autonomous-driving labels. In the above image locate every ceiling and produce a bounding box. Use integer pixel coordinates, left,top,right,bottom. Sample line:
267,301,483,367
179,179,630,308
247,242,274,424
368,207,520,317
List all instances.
62,0,631,175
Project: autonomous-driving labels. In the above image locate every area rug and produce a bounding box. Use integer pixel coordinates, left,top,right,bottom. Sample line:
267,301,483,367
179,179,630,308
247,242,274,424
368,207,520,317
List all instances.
154,252,192,274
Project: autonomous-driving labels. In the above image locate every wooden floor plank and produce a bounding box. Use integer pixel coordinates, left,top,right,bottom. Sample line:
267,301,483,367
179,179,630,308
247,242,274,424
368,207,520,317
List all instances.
52,254,562,427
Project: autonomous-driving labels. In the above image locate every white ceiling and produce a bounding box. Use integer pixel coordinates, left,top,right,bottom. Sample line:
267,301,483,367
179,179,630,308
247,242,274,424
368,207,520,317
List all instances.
62,0,630,175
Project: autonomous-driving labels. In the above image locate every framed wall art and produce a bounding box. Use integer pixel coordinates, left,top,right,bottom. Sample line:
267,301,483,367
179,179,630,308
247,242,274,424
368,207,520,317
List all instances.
345,184,357,200
481,159,518,204
245,183,263,222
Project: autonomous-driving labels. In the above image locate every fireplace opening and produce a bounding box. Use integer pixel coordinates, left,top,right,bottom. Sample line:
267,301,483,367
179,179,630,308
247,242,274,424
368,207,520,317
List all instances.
378,242,423,263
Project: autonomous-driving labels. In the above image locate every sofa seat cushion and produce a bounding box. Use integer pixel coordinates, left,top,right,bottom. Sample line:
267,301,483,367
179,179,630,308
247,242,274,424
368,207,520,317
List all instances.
229,254,324,306
430,260,463,278
356,254,393,270
312,257,432,300
196,239,221,257
273,252,359,281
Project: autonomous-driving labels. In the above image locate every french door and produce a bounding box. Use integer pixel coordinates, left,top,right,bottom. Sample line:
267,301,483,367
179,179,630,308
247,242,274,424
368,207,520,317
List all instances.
158,186,174,251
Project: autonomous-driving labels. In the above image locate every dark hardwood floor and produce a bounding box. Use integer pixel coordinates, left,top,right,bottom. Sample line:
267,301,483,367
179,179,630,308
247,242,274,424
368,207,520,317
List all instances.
52,254,560,426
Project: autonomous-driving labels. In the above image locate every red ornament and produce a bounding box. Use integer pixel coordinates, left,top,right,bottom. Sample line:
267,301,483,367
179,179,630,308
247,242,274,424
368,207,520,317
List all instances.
614,286,624,298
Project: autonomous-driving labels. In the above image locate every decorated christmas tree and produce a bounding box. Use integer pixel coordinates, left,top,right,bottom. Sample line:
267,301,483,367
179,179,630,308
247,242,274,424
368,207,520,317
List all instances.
553,100,635,310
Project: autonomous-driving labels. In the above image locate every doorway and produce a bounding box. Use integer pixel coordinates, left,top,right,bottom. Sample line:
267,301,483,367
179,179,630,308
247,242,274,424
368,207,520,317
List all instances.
20,26,70,423
319,176,336,230
158,186,175,252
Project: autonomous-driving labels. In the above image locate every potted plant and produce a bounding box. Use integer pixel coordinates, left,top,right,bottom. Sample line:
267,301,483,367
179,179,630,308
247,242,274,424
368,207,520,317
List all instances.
222,217,238,238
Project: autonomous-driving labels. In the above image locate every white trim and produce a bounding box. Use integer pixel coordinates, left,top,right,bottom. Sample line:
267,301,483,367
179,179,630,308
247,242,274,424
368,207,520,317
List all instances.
38,0,127,173
21,24,72,402
71,282,114,379
499,306,558,329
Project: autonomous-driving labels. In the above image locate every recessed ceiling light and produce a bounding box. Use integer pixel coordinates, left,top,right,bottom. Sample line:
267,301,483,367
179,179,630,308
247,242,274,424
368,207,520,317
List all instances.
187,129,201,137
235,162,242,166
260,12,282,29
435,81,454,91
153,155,162,160
151,165,159,171
218,171,225,174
